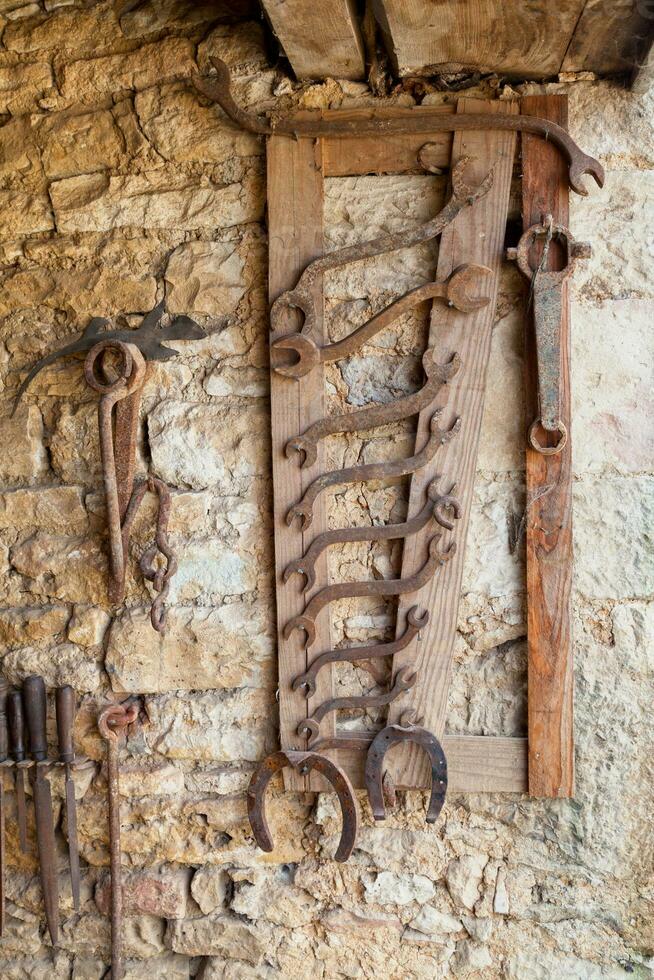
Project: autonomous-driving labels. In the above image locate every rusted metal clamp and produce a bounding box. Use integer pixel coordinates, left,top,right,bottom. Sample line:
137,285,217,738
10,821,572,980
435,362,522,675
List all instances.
292,606,429,696
365,724,448,823
193,57,604,196
285,478,461,592
286,350,462,468
247,750,359,862
284,534,456,648
99,702,139,980
287,410,460,531
509,217,591,455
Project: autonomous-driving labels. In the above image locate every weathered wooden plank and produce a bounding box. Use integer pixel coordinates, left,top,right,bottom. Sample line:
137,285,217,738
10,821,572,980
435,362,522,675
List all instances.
521,95,574,799
261,0,365,80
561,0,654,75
330,735,527,794
268,133,336,791
386,99,518,789
321,105,455,176
373,0,586,77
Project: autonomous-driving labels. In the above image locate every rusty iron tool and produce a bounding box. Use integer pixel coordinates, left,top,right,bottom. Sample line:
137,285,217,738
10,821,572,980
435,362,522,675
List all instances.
99,701,139,980
284,534,456,648
120,476,177,632
55,686,80,913
13,300,204,412
7,689,28,854
23,675,59,946
297,665,417,746
193,57,604,195
285,478,461,591
292,606,429,697
247,750,359,862
0,681,8,935
509,216,591,455
272,264,490,380
286,350,462,467
84,341,176,630
365,723,448,823
287,410,460,531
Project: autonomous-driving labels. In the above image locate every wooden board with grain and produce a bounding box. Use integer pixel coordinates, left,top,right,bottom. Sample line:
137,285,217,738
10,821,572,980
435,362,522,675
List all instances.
373,0,587,77
261,0,365,80
521,94,574,798
267,133,337,791
385,99,519,788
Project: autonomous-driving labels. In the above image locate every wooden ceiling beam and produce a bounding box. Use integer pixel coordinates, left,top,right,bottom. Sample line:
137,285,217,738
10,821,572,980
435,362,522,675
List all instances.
260,0,365,80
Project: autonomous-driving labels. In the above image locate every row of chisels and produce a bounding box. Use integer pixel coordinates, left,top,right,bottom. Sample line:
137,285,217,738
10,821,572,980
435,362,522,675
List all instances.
0,676,80,945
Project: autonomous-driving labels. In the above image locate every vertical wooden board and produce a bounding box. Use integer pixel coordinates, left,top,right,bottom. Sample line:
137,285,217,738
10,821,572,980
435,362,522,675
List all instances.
373,0,586,77
268,134,336,791
521,95,574,798
386,99,518,788
561,0,654,75
261,0,365,80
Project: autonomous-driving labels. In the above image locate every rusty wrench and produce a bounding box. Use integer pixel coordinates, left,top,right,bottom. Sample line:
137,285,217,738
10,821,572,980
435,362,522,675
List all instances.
285,478,461,592
510,218,591,454
284,534,456,648
247,750,359,862
272,265,489,381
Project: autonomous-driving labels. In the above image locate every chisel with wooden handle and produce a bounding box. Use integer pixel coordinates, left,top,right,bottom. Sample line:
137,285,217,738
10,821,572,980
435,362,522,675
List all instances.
23,676,59,945
0,680,8,936
8,690,29,854
55,685,80,911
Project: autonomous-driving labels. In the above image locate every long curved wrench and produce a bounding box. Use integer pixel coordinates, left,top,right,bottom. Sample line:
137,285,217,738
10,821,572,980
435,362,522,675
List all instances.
510,217,591,454
273,265,489,380
285,478,461,592
193,57,604,195
247,750,359,862
287,410,460,531
292,606,429,697
284,535,456,648
297,666,417,746
286,350,462,467
365,724,448,823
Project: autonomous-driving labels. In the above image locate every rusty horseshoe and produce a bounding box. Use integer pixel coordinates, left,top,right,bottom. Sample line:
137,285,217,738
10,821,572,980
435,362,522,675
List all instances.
247,750,359,862
284,535,456,648
365,724,448,823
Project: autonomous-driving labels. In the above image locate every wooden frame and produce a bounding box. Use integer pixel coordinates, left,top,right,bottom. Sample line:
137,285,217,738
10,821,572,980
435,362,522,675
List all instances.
268,96,574,797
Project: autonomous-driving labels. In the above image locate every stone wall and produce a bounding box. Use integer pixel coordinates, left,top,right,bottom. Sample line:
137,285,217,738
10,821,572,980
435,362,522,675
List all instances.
0,2,652,977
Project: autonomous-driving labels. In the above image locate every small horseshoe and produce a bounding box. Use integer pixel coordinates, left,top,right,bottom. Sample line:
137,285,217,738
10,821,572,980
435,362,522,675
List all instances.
247,750,359,862
365,724,448,823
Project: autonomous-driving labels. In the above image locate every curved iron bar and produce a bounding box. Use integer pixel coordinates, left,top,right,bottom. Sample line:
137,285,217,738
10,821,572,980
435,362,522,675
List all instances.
193,57,604,196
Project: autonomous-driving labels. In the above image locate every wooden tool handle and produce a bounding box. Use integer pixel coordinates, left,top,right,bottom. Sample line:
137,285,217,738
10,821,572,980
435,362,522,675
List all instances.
7,690,26,762
23,675,48,761
55,686,75,763
0,679,8,763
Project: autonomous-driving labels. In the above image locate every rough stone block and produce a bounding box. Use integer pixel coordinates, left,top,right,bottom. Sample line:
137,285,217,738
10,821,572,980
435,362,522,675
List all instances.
0,604,69,653
0,486,87,532
0,190,54,237
105,603,273,693
190,867,229,915
144,689,275,762
445,854,488,911
119,0,224,37
95,867,190,919
148,401,268,491
364,871,436,906
39,110,125,180
67,605,111,647
1,640,102,690
3,4,118,52
165,241,247,316
0,60,53,113
0,405,48,484
50,172,263,233
10,532,107,604
228,867,319,927
60,38,196,103
165,913,272,963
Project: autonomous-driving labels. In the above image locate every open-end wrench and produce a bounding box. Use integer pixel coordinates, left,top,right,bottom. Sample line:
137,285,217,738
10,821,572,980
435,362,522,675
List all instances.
285,478,461,592
272,266,489,380
510,217,591,455
193,57,604,196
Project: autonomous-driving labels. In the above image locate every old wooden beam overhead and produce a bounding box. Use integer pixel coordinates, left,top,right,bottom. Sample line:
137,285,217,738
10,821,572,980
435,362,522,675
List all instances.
259,0,654,84
260,0,365,80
